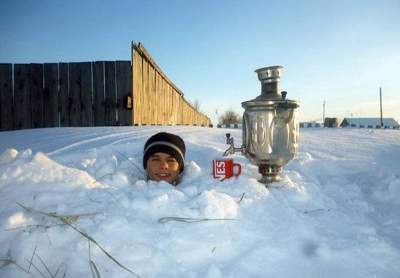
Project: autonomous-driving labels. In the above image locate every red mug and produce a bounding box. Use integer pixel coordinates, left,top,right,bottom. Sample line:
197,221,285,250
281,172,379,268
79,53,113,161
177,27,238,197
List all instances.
212,159,242,181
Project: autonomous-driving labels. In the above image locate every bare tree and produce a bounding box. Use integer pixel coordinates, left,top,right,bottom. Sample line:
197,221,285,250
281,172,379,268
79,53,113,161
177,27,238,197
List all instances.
193,99,200,111
219,109,242,125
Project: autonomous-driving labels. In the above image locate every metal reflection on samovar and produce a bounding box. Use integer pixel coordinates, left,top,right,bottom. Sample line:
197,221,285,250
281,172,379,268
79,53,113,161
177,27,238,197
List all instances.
223,66,299,184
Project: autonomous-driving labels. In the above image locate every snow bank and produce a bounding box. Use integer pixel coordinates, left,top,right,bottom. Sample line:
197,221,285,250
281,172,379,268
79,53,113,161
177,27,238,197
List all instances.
0,127,399,277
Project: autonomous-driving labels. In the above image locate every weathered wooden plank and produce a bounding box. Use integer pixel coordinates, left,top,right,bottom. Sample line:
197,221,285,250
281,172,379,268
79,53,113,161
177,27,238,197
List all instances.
133,53,138,124
170,89,174,124
69,62,93,126
93,61,105,126
162,78,167,125
142,59,149,124
13,64,32,129
183,99,189,125
168,84,172,121
174,89,178,124
31,63,44,128
154,71,160,124
177,94,181,124
171,86,175,122
173,92,178,124
165,81,169,124
80,62,93,126
68,63,81,126
0,63,13,130
104,61,116,126
116,61,131,126
181,103,185,125
177,96,181,124
166,84,170,123
171,91,175,124
147,64,151,125
154,67,159,124
184,103,187,125
179,97,183,124
135,53,143,124
135,52,144,124
59,63,69,127
43,63,59,127
158,73,163,124
154,71,157,124
158,77,162,125
131,44,138,125
149,62,156,124
148,63,154,124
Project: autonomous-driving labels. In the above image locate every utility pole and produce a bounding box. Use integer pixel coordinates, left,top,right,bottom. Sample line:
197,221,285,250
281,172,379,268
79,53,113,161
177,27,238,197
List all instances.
322,100,326,125
380,87,383,127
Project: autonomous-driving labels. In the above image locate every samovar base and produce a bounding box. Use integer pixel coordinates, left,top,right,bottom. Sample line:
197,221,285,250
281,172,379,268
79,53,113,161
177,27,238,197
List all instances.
258,164,282,184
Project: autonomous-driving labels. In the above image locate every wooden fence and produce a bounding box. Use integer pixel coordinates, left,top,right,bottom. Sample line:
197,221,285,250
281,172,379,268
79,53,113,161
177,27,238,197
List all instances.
131,43,210,126
0,61,131,130
0,43,211,131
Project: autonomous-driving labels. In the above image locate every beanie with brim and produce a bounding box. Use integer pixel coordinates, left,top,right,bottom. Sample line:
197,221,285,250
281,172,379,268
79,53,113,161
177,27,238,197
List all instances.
143,132,186,173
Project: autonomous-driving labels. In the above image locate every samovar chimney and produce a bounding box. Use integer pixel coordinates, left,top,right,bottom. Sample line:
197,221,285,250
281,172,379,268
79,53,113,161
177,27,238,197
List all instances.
256,66,282,99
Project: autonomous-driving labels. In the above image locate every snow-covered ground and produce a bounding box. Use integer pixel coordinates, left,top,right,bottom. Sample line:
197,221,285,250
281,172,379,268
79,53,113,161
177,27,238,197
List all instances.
0,126,399,278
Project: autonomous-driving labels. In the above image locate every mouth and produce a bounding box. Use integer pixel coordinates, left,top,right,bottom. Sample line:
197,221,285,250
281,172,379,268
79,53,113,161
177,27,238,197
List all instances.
155,173,172,179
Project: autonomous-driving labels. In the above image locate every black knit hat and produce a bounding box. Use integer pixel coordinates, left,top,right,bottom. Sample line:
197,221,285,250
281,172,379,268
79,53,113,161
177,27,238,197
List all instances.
143,132,186,173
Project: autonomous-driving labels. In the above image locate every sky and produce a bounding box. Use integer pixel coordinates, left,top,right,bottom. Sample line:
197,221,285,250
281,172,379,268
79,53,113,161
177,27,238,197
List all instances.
1,0,399,123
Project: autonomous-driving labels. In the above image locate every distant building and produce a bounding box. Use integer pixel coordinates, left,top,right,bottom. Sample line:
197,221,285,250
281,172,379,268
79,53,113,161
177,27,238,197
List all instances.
300,121,323,128
340,118,400,129
324,117,340,128
216,123,242,129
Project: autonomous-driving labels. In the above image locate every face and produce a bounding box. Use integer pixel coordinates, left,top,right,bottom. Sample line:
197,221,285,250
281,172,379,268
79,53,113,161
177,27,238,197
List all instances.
146,152,180,184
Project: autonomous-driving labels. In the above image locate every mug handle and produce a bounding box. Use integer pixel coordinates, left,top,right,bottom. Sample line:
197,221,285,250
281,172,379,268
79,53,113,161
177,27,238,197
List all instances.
233,163,241,177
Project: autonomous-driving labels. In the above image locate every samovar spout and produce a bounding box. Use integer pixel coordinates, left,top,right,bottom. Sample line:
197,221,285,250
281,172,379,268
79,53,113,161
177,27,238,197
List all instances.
223,133,244,156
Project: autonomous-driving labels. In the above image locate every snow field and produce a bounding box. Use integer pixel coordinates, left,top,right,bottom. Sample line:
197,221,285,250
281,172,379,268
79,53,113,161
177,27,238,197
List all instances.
0,126,399,277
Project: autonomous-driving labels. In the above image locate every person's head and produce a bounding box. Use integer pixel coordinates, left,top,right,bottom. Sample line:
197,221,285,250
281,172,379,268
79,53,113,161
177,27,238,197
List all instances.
143,132,186,185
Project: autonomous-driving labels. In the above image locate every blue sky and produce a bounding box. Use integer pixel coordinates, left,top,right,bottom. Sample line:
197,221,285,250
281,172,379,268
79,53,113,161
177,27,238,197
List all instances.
1,0,399,123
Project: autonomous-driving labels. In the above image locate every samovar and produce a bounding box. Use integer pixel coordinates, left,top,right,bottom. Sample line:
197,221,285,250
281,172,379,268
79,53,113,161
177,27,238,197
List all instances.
224,66,299,184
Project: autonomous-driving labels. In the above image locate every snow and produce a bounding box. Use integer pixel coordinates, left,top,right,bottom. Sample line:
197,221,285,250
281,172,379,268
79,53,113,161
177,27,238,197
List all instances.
0,126,399,277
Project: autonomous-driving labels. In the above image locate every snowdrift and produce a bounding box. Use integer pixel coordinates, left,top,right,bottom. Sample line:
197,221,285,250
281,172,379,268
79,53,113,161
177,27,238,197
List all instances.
0,126,399,277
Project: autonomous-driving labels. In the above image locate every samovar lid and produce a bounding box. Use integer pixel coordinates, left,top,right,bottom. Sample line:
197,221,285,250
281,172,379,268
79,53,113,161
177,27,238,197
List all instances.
242,98,299,109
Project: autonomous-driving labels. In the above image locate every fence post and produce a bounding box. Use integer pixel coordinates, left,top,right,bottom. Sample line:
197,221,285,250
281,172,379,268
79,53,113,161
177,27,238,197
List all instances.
116,61,132,126
93,61,105,126
14,64,32,129
43,63,59,127
59,63,69,127
0,64,13,130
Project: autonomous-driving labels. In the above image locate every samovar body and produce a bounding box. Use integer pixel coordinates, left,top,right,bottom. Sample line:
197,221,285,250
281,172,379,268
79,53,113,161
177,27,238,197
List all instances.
242,66,299,183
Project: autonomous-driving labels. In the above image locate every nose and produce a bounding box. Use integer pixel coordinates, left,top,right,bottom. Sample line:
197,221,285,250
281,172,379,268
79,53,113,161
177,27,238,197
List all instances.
159,160,169,169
